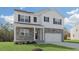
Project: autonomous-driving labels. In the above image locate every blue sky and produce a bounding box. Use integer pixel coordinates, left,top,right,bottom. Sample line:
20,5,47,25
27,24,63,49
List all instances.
0,7,79,31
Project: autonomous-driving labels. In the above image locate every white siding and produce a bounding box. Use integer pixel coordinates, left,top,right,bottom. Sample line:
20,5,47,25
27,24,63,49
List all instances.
14,11,41,24
14,10,64,29
39,10,64,29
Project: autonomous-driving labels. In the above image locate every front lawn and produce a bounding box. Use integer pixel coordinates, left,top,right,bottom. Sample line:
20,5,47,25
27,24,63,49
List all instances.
65,40,79,43
0,42,76,51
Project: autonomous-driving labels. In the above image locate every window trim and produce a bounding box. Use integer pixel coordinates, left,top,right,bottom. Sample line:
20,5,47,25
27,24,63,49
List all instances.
44,16,49,22
53,18,56,24
19,29,25,36
53,18,62,25
20,15,25,22
18,14,31,23
20,29,30,36
25,16,30,22
34,17,37,22
59,19,62,25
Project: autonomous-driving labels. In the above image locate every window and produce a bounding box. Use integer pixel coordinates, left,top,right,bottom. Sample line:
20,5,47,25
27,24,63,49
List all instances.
18,15,24,22
44,16,49,22
53,18,56,24
20,15,24,22
25,16,30,22
59,19,62,25
34,17,37,22
25,29,29,34
18,14,30,23
20,29,25,36
20,29,29,36
53,18,62,25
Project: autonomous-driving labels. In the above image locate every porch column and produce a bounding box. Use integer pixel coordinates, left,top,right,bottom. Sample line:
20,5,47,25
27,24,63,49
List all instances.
34,27,36,41
14,26,16,42
39,28,43,40
43,28,45,41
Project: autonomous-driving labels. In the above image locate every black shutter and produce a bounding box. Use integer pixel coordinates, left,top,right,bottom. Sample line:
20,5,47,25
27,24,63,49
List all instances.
53,18,55,24
60,19,62,25
34,17,37,22
18,14,20,21
29,16,30,22
44,16,45,22
48,17,49,22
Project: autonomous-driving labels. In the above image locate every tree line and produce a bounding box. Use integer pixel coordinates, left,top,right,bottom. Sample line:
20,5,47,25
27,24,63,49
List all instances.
0,23,14,42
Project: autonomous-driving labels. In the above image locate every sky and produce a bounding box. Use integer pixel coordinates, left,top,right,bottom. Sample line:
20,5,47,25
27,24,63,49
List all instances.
0,7,79,31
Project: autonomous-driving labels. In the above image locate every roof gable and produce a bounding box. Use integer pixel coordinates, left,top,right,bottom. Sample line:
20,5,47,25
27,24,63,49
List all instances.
35,8,64,18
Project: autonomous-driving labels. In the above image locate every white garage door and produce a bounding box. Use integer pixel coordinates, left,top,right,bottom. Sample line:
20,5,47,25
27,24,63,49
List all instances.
45,33,62,43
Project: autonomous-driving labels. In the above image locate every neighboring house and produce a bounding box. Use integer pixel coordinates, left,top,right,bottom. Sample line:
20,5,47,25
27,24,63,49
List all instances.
70,24,79,40
64,29,70,40
14,8,64,43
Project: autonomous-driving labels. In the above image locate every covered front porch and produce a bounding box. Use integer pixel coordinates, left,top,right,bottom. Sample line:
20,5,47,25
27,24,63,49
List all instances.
14,24,45,43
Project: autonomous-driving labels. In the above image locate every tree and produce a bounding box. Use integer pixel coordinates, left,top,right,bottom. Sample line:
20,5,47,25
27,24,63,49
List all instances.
64,27,70,40
0,22,14,42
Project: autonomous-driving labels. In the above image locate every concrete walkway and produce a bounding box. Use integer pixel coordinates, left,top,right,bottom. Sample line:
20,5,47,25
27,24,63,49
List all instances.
52,42,79,49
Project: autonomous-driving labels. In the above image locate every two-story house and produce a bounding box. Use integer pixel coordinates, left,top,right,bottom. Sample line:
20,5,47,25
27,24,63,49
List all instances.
14,8,64,44
70,24,79,40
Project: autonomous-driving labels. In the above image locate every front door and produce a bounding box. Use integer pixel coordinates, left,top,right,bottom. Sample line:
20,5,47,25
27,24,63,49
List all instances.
35,30,39,40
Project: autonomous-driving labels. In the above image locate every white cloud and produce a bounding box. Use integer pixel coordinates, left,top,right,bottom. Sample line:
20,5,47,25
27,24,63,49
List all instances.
66,8,79,15
64,8,79,29
64,17,74,28
69,14,79,24
19,7,25,10
64,13,79,29
64,18,70,24
0,14,14,24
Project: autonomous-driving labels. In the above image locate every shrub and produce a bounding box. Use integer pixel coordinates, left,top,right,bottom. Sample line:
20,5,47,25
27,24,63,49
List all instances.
18,42,23,45
31,41,37,44
15,42,18,44
26,41,30,44
22,42,25,44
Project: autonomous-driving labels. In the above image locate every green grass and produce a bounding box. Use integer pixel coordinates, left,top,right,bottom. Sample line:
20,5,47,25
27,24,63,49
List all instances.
65,40,79,43
0,42,76,51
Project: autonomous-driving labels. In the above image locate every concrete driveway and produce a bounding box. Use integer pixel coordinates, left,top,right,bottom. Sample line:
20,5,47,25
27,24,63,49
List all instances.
52,42,79,49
